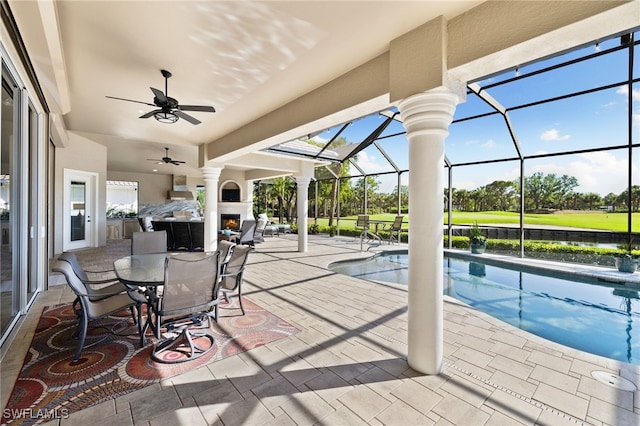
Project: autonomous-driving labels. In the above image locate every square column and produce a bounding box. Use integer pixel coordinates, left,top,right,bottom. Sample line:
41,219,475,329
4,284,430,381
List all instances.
201,167,222,252
296,176,311,252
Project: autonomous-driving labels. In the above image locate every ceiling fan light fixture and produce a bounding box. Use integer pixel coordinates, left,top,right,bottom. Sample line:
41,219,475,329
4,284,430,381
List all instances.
153,111,179,124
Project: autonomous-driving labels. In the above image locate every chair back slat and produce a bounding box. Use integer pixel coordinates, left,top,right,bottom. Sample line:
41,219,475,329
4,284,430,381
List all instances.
57,252,89,281
237,220,256,245
132,230,167,254
392,216,404,231
356,215,370,229
53,259,87,298
220,245,251,290
217,240,235,264
159,252,220,314
151,221,175,251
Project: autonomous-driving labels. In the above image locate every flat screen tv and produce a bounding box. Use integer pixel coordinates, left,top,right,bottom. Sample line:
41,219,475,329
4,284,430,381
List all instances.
221,189,240,202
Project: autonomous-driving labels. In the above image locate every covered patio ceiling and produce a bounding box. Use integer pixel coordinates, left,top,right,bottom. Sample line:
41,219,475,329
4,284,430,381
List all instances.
7,1,637,181
7,0,480,179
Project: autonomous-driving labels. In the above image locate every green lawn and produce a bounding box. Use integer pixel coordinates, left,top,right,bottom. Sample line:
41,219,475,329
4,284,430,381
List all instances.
311,211,640,233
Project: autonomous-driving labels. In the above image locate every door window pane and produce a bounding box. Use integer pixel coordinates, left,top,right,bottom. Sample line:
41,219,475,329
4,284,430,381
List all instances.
70,181,86,241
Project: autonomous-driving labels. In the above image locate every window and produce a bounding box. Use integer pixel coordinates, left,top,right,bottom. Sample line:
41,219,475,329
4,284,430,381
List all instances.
106,180,138,218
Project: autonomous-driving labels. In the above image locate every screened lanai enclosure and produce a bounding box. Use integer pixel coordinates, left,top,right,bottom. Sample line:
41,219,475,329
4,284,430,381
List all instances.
256,29,639,267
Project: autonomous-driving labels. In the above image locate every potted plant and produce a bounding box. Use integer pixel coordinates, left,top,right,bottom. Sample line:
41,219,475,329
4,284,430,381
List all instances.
614,241,638,273
469,221,487,254
309,223,319,235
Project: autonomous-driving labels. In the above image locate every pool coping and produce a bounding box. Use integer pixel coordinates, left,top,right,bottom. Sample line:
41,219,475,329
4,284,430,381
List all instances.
331,246,640,292
445,249,640,292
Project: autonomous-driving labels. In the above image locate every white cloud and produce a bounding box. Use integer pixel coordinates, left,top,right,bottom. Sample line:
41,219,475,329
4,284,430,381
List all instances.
482,139,497,148
634,113,640,127
616,85,640,101
540,129,570,142
572,152,629,195
353,151,385,173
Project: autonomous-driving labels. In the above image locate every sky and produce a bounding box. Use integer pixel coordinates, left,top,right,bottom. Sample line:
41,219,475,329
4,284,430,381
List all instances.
308,32,639,197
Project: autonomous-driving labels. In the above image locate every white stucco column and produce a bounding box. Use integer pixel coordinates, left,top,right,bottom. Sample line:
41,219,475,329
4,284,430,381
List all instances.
244,181,255,219
296,176,312,252
201,166,222,252
399,89,458,374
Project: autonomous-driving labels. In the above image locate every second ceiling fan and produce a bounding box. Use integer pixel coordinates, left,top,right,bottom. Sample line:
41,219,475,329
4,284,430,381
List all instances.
148,147,185,165
106,69,215,125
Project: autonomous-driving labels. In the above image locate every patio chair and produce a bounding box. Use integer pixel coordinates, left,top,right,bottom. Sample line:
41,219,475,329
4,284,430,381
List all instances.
219,244,252,316
384,215,406,244
217,240,236,266
355,214,377,247
148,252,221,363
52,258,143,362
355,214,370,238
131,230,167,254
253,218,268,243
151,221,175,251
57,252,148,342
237,219,257,246
57,251,120,288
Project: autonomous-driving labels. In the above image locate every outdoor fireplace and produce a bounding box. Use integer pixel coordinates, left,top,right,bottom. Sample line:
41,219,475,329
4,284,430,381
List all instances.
221,214,241,230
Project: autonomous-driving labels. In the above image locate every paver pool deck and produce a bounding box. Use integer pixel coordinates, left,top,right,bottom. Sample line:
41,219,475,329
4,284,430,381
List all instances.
1,234,638,425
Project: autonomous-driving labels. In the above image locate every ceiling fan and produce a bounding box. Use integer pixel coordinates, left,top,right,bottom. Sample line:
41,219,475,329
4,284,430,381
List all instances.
106,69,215,125
147,147,186,165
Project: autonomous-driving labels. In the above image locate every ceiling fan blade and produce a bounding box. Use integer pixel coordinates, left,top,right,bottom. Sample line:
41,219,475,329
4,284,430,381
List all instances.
173,110,201,125
139,109,161,119
106,96,155,107
150,87,168,104
178,105,216,113
170,160,186,165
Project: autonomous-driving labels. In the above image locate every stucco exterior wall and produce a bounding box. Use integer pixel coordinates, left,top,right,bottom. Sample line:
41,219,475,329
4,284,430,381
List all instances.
54,132,107,254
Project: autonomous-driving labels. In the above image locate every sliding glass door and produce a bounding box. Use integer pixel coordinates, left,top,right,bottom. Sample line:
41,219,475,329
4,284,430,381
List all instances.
0,45,46,347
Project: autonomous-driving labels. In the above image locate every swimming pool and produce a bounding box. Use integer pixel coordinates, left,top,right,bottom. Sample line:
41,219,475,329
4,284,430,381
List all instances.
329,251,640,365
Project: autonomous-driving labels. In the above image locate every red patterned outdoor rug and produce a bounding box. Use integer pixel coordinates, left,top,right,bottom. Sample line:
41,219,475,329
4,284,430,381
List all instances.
2,297,297,425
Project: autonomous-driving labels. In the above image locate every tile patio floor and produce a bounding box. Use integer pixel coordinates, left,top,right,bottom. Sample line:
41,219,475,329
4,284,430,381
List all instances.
1,234,639,425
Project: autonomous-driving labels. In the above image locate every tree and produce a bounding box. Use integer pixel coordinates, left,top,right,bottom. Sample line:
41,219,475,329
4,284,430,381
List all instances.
579,192,602,210
312,137,352,225
452,188,471,211
555,174,579,210
483,180,517,211
268,177,296,223
522,172,578,211
353,176,380,213
603,192,618,211
616,185,640,212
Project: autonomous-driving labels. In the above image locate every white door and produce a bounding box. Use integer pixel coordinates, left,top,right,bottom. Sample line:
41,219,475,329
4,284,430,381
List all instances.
63,170,97,251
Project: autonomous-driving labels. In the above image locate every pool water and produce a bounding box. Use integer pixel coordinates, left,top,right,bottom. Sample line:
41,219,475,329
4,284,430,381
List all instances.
330,252,640,365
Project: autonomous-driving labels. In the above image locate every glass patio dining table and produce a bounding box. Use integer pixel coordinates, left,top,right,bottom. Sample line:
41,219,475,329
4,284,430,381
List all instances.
113,252,217,343
113,253,169,288
113,253,171,344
